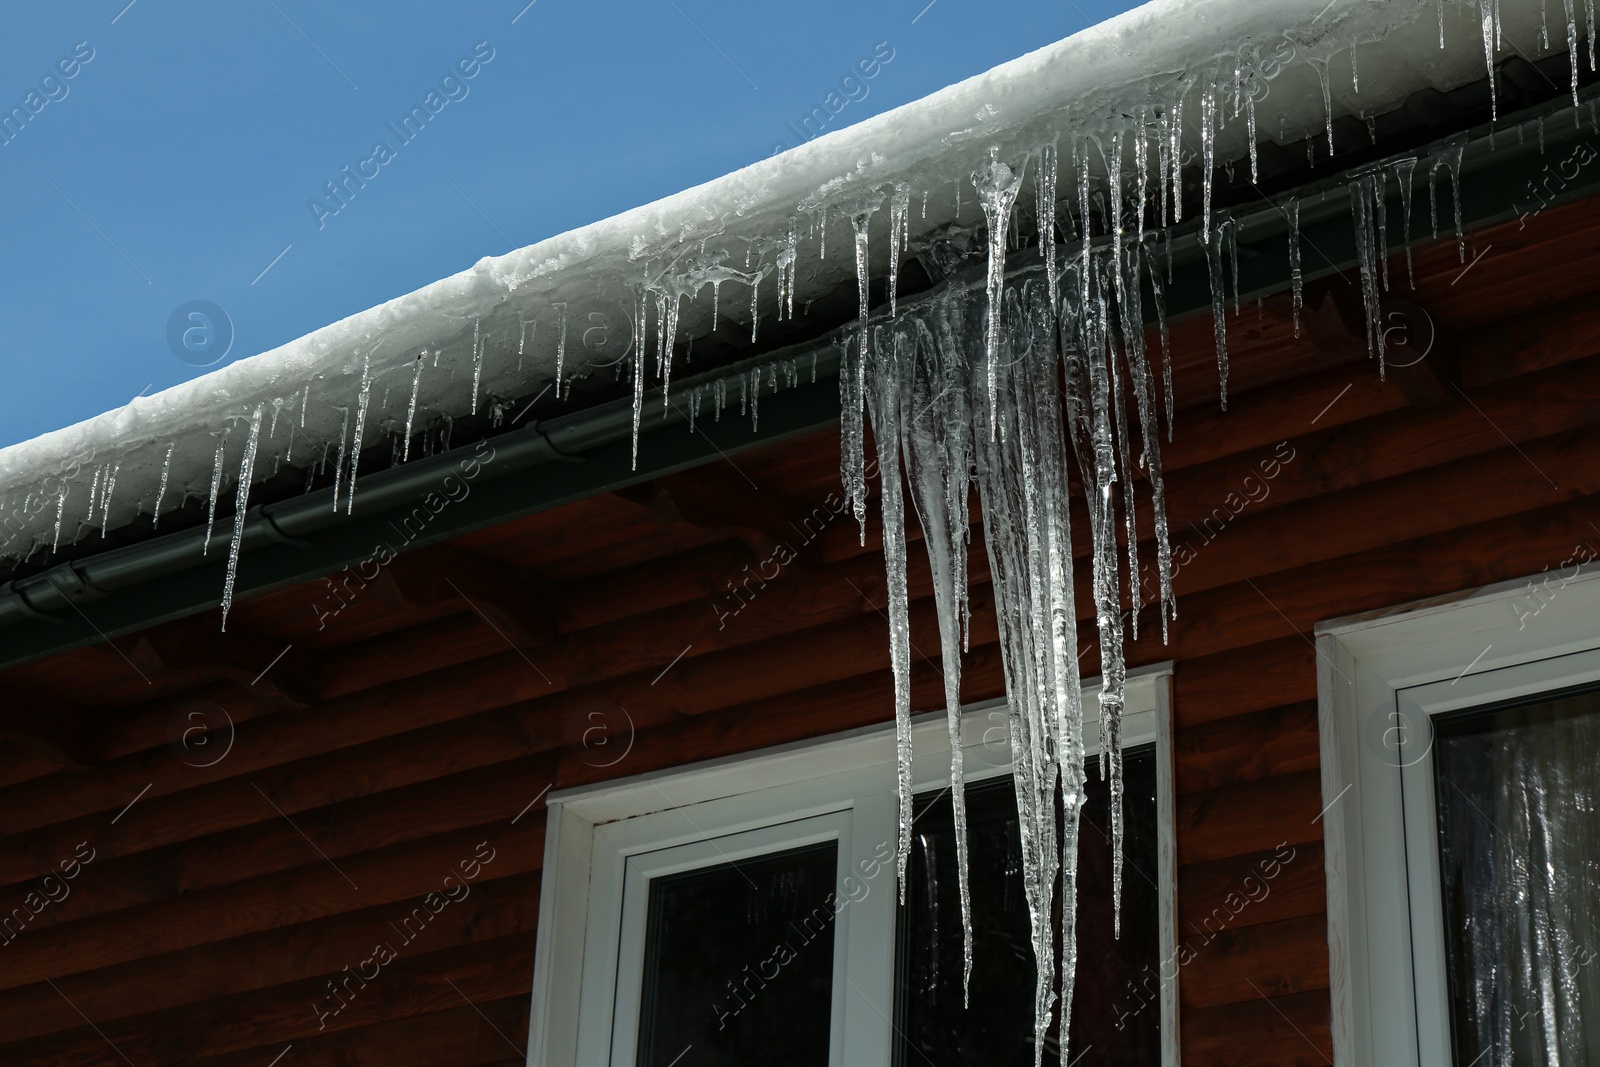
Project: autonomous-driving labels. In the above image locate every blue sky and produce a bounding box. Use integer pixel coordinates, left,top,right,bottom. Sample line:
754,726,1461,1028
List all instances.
0,0,1140,449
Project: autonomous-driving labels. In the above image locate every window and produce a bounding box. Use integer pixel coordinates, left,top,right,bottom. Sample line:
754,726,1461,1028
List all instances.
1317,571,1600,1066
1428,688,1600,1064
528,664,1178,1067
895,748,1162,1065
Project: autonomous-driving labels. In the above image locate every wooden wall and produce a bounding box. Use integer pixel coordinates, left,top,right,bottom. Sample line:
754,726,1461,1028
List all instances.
2,192,1599,1066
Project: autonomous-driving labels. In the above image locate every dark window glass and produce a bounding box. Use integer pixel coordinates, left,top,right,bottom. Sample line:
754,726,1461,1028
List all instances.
636,841,839,1067
894,745,1161,1066
1433,686,1600,1066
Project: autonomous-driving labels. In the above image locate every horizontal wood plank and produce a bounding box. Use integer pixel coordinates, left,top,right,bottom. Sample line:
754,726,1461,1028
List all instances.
1178,842,1327,935
1181,990,1333,1067
1175,701,1320,794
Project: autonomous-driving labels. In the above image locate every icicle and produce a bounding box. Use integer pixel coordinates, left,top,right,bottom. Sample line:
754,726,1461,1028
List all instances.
852,210,875,489
1134,114,1152,249
1374,167,1391,292
86,465,100,525
331,408,349,513
972,283,1068,1066
52,483,67,552
1313,59,1335,155
632,289,650,468
554,302,569,391
1169,97,1185,225
864,327,915,928
1429,157,1441,239
661,292,683,411
1350,174,1388,377
786,220,800,319
749,272,761,343
1099,255,1141,645
888,184,910,316
1560,0,1582,108
346,354,372,514
1200,219,1231,409
749,366,761,431
1288,198,1305,337
1351,42,1360,93
153,443,174,529
1144,238,1175,440
974,148,1025,440
840,337,868,545
1435,140,1466,261
1394,158,1417,287
1119,240,1175,643
1200,82,1218,236
1104,130,1127,318
205,438,225,554
100,464,118,537
469,318,482,416
1226,217,1241,314
220,404,263,631
404,353,424,461
1037,144,1061,312
1063,268,1124,1031
1480,0,1499,120
471,330,486,416
1245,75,1259,183
897,314,976,1002
1589,0,1597,71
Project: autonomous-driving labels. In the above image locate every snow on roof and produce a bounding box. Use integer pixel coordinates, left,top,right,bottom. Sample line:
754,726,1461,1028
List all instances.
0,0,1549,569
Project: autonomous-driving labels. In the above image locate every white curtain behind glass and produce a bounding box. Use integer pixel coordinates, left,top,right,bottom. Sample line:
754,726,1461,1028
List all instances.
1435,691,1600,1066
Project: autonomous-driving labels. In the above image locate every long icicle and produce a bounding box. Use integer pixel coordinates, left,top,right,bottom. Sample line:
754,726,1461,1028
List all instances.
1144,235,1176,440
221,404,264,631
902,310,976,1000
346,353,373,515
205,437,226,554
1288,198,1305,336
867,325,916,907
1200,217,1232,409
974,148,1025,441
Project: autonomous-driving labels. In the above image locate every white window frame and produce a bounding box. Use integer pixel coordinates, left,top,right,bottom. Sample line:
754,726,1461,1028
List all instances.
1316,567,1600,1066
526,661,1179,1067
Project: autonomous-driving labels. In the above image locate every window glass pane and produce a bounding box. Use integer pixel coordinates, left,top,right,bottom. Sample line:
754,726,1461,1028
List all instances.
636,841,839,1067
1433,686,1600,1065
893,744,1161,1066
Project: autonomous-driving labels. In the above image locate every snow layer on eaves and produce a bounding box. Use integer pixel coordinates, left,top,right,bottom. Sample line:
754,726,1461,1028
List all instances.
0,0,1550,564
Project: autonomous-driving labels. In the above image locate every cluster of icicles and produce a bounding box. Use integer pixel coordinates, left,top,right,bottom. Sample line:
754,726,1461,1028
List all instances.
838,148,1175,1058
826,124,1485,1057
